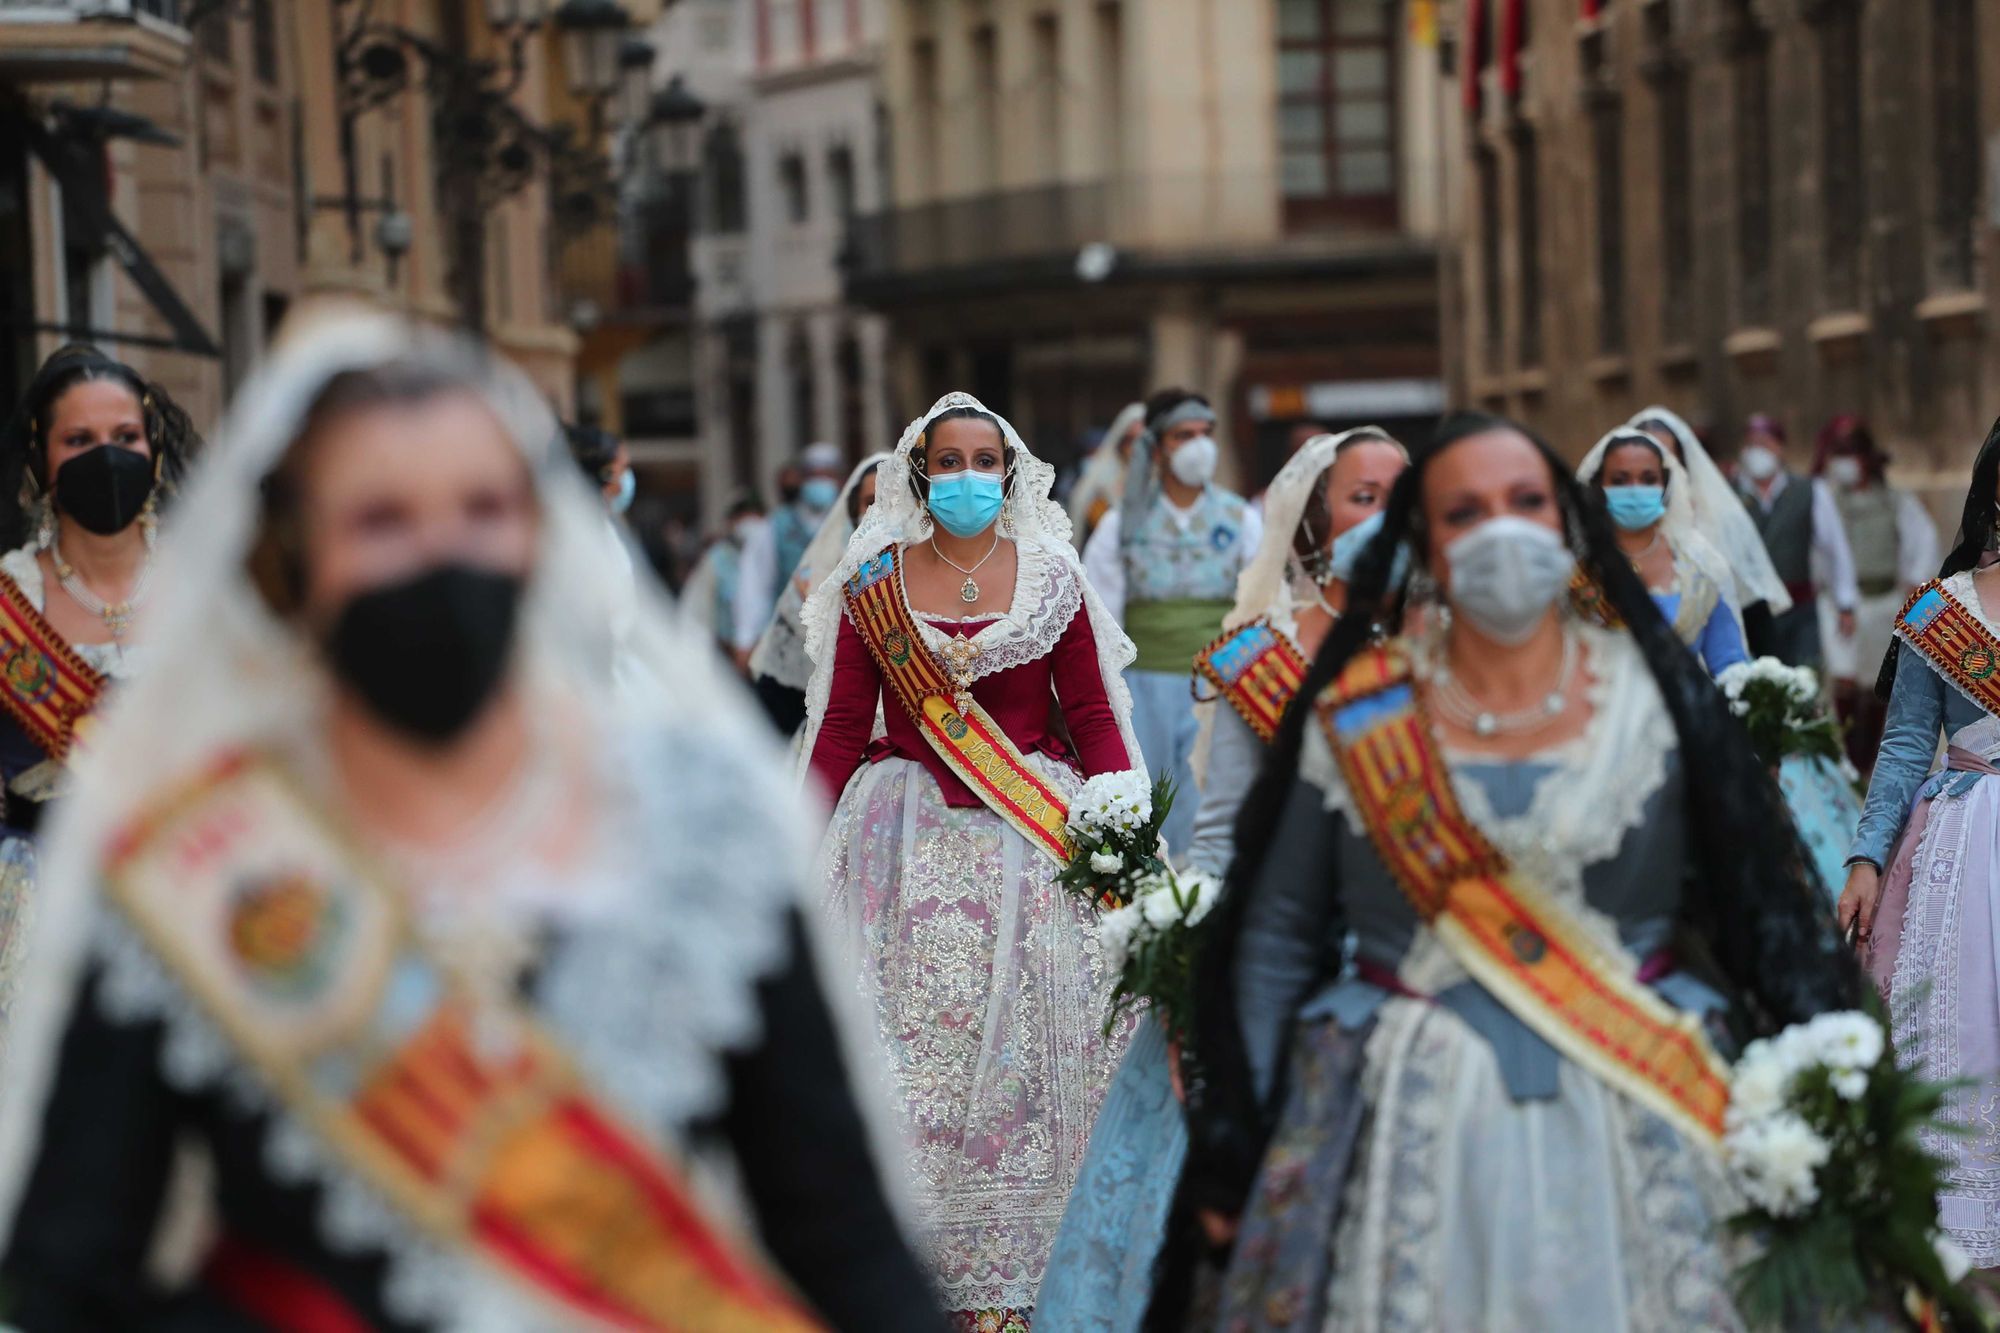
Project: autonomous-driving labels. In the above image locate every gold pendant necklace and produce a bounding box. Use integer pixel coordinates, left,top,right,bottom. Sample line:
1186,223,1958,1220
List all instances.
932,534,1003,604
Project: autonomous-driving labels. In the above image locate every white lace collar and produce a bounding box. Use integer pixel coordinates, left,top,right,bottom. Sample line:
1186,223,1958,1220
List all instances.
904,537,1084,681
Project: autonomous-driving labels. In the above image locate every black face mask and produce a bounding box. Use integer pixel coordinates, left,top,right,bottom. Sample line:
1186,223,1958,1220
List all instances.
323,564,524,746
54,445,156,535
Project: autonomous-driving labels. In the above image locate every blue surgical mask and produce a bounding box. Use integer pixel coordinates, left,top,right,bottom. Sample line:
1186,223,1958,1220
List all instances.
610,468,636,516
927,471,1006,538
1602,484,1666,532
1324,509,1410,591
800,477,840,513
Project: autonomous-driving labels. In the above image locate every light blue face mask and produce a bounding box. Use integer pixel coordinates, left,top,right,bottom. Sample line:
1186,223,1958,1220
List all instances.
928,471,1006,538
800,477,840,513
1325,509,1410,589
1602,484,1667,532
610,467,636,516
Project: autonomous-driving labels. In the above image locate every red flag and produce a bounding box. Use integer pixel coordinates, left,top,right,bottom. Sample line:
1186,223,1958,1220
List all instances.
1499,0,1524,98
1463,0,1487,114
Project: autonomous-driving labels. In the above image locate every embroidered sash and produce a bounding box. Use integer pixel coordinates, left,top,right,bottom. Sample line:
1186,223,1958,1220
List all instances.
1896,579,2000,718
0,570,105,762
1191,619,1308,744
1315,644,1730,1149
842,546,1074,863
105,753,824,1333
1568,568,1622,630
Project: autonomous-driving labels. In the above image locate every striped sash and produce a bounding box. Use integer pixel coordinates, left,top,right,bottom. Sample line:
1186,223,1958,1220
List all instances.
1192,619,1309,743
1896,579,2000,718
0,569,105,762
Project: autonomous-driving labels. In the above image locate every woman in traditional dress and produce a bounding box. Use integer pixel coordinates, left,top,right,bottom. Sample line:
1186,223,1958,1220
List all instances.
1067,403,1145,548
750,453,887,737
0,345,197,1031
1162,412,1857,1330
1629,405,1794,657
803,393,1144,1331
1841,415,2000,1271
1578,427,1747,676
1607,418,1860,899
0,313,942,1332
1036,426,1407,1332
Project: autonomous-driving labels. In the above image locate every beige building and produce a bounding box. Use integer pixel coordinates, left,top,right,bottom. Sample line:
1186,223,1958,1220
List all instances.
1,0,649,434
854,0,1447,486
1443,0,1999,508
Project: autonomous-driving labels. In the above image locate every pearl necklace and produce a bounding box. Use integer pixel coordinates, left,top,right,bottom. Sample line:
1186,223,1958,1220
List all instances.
1431,629,1579,738
51,539,151,639
931,534,1003,604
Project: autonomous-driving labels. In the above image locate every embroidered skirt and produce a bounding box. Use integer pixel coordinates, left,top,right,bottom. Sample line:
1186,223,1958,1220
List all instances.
819,755,1132,1316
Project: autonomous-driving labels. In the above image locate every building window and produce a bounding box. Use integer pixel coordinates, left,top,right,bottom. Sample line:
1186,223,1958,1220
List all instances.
827,144,856,222
1476,145,1503,373
1032,13,1062,181
1590,95,1625,356
912,37,940,199
198,11,230,62
838,330,866,457
1515,131,1542,367
789,325,817,452
1095,1,1123,177
1818,1,1863,310
779,152,810,225
971,24,1000,191
1932,0,1979,290
702,122,748,234
1732,26,1773,325
250,0,278,83
1277,0,1397,228
1655,62,1693,343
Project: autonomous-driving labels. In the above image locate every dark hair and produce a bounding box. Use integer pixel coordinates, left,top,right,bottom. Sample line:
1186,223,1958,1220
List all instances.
1875,413,2000,701
248,362,485,615
726,490,764,522
564,422,621,486
1170,410,1858,1255
1590,430,1672,511
846,459,882,525
0,344,201,549
906,405,1013,503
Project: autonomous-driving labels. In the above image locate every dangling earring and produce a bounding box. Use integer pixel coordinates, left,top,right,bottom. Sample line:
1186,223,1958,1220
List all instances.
139,491,160,550
34,494,55,552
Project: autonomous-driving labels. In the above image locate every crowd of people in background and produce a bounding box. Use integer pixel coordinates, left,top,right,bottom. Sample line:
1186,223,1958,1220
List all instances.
0,308,1985,1333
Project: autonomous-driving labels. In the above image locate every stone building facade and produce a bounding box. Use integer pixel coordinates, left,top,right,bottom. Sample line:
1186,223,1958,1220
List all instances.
1446,0,1997,506
851,0,1448,489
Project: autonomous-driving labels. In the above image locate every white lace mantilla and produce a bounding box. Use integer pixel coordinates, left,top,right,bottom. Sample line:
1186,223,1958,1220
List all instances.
84,721,809,1333
1305,626,1676,995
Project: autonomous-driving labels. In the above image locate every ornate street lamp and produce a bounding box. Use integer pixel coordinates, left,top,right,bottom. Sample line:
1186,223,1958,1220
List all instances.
645,76,706,178
553,0,631,100
617,37,656,132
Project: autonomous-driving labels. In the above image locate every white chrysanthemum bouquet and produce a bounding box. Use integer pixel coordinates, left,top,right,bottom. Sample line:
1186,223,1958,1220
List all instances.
1059,769,1173,911
1724,1009,1985,1328
1715,657,1842,769
1093,866,1222,1043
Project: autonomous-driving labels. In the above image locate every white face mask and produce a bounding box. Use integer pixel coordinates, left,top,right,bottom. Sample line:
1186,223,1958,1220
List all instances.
1827,456,1864,488
1168,434,1219,488
1444,516,1577,646
1740,443,1782,482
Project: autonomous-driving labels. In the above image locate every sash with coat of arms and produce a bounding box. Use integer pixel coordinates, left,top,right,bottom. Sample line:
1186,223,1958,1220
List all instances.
840,545,1075,863
0,569,104,763
1894,577,2000,717
104,751,826,1333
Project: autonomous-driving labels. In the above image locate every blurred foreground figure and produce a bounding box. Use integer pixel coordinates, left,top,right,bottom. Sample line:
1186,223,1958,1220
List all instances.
0,312,942,1333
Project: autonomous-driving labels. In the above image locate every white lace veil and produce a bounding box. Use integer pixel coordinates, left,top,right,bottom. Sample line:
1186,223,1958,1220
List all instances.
1065,401,1143,542
749,451,891,691
1193,428,1404,784
0,310,904,1314
799,391,1141,781
1577,425,1744,624
1625,406,1793,615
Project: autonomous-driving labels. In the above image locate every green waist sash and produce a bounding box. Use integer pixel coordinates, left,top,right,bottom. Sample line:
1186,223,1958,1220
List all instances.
1126,597,1235,674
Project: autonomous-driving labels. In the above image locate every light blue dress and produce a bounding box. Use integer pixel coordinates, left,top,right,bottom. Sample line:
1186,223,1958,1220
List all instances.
1038,705,1265,1330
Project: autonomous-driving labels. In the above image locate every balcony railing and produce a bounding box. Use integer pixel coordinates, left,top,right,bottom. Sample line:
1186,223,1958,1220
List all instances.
844,172,1415,297
1,0,185,22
